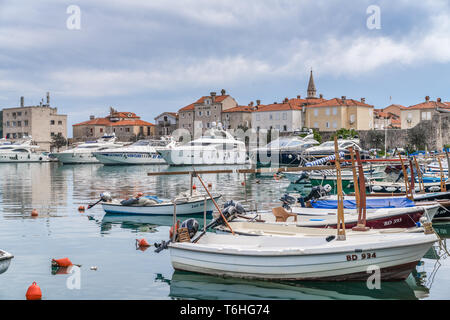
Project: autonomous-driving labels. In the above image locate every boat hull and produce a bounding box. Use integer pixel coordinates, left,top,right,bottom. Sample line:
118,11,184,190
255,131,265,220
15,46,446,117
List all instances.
52,152,100,164
0,250,13,275
93,152,166,165
170,233,436,281
101,196,220,216
0,153,52,163
158,149,247,166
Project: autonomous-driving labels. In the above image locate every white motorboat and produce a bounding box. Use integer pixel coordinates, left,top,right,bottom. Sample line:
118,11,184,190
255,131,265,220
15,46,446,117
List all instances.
304,138,371,160
93,139,170,165
169,228,438,281
51,134,124,164
0,249,14,274
101,191,221,216
0,138,52,163
157,125,247,166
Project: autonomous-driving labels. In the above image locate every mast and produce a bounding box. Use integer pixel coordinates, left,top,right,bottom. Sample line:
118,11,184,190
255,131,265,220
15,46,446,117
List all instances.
334,136,346,240
352,149,369,231
413,156,425,193
399,154,412,200
348,146,360,211
438,156,445,192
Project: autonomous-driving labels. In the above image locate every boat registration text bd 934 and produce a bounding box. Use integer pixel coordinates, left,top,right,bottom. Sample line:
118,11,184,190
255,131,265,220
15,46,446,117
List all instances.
346,252,377,261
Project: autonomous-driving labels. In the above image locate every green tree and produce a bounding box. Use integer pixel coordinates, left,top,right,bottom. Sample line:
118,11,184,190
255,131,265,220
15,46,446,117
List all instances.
407,126,428,151
331,128,359,140
51,134,67,152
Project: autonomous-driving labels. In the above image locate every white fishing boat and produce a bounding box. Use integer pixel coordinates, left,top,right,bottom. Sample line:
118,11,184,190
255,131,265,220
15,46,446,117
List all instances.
0,249,13,275
157,124,247,166
101,191,221,216
304,138,370,160
169,228,438,281
51,134,124,164
93,139,171,165
0,138,52,163
231,205,438,229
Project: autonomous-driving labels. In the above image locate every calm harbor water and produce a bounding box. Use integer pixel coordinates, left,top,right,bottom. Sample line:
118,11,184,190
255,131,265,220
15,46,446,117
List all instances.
0,162,449,300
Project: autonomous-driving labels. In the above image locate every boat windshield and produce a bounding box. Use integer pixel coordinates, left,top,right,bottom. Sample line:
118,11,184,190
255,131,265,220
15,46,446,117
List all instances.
132,140,151,146
266,139,292,148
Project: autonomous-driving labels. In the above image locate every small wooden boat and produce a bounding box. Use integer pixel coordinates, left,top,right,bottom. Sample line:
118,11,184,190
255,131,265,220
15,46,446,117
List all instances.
101,192,221,216
169,228,438,281
368,180,450,194
0,250,13,275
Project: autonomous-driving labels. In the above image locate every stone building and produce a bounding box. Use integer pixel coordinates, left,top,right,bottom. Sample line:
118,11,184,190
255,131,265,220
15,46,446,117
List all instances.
1,93,67,151
154,112,178,138
373,109,401,130
178,89,238,135
304,97,374,132
400,96,450,129
221,104,253,130
73,108,155,141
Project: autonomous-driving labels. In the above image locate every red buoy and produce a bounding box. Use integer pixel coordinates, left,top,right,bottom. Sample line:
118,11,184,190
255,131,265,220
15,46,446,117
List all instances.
192,185,197,190
241,181,245,186
78,206,85,212
31,209,38,217
136,238,150,248
26,282,42,300
208,183,212,188
52,257,73,267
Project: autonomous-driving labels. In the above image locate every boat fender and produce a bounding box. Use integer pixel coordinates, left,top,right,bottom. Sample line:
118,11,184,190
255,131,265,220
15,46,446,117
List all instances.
31,209,38,217
136,238,151,248
180,218,199,239
170,220,180,240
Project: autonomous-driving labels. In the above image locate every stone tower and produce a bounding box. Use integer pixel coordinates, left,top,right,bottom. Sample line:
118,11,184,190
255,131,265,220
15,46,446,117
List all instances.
307,69,316,99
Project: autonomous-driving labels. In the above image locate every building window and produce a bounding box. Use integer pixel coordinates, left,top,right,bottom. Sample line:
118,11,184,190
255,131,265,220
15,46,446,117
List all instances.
17,112,22,116
408,112,412,119
326,108,330,116
58,120,62,125
326,121,330,128
100,128,103,133
50,120,55,125
12,121,16,127
333,107,337,115
6,121,10,127
313,122,318,128
422,112,431,120
206,111,210,116
126,128,130,132
275,113,280,120
314,109,318,117
24,120,28,126
17,121,21,127
12,133,17,138
282,113,287,120
51,132,55,136
269,114,273,120
283,125,287,131
350,114,355,123
333,121,337,128
182,113,185,118
256,114,260,121
198,111,202,117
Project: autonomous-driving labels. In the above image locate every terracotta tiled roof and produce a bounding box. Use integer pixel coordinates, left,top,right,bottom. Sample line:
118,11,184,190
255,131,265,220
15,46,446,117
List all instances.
179,103,195,112
254,102,304,112
307,97,373,108
110,120,154,126
405,100,449,110
167,112,178,118
110,112,138,118
223,105,254,113
179,95,230,112
73,118,111,126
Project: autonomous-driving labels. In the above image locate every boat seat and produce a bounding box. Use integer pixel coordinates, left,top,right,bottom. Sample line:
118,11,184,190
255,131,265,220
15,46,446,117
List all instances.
272,207,298,223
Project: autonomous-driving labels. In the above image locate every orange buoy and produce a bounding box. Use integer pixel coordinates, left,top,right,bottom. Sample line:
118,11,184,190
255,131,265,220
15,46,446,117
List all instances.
78,206,85,212
241,181,245,186
52,257,73,267
192,184,197,190
26,282,42,300
31,209,38,217
136,238,150,248
136,192,144,198
169,220,180,239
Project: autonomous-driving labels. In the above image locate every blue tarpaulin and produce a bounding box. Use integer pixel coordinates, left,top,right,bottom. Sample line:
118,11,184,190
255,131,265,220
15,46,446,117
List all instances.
311,197,415,209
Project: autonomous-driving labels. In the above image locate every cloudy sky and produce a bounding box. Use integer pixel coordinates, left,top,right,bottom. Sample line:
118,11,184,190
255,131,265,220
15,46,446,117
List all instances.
0,0,449,136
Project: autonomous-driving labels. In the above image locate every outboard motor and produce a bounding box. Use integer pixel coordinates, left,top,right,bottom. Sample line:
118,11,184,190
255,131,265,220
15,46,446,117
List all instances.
180,218,199,239
100,192,112,202
298,184,332,207
280,194,296,210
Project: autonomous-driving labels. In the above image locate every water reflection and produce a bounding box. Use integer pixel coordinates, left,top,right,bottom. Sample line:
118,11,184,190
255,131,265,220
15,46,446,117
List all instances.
162,270,429,300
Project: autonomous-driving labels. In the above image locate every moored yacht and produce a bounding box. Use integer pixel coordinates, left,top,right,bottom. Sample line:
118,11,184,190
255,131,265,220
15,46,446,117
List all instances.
250,133,320,167
93,139,171,165
304,138,370,160
157,124,247,166
0,137,52,163
51,134,124,164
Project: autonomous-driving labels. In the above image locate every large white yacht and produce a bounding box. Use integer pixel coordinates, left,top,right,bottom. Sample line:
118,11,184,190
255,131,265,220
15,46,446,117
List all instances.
157,125,247,166
92,139,171,165
51,134,124,164
0,138,52,163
